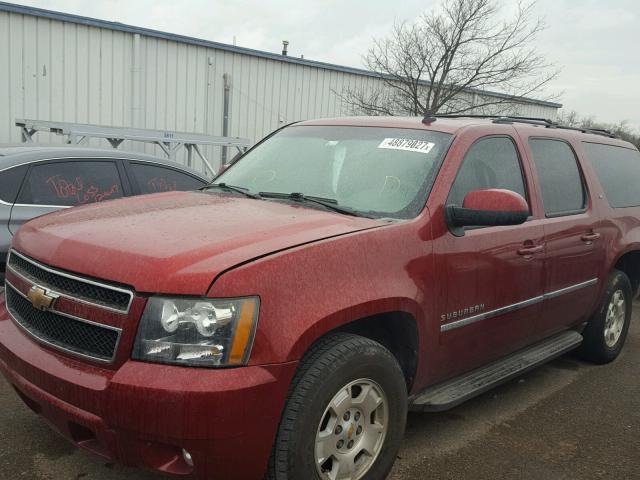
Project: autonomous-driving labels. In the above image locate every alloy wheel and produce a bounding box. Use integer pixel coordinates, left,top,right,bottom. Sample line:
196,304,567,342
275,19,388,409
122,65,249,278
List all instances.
604,289,626,348
314,378,388,480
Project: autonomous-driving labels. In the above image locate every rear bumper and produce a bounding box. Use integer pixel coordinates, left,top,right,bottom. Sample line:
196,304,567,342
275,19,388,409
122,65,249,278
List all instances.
0,299,297,479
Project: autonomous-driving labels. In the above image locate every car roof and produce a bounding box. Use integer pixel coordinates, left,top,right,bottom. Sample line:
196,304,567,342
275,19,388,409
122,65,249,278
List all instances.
297,116,469,134
0,144,208,178
296,116,637,150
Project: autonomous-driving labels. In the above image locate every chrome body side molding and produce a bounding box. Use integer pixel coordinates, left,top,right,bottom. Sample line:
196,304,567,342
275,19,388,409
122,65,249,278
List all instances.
441,278,598,332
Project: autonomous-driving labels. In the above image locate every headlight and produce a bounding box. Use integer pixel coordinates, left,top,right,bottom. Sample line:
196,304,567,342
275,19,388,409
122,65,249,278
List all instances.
132,296,259,367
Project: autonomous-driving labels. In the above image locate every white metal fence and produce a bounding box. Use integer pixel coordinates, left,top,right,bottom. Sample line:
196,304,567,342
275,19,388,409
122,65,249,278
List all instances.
0,4,561,173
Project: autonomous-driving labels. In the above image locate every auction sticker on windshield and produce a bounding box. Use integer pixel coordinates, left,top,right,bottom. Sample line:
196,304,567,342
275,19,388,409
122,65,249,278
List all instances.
378,138,435,154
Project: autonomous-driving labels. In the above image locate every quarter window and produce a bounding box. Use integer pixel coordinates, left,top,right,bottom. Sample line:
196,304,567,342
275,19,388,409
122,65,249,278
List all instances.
448,136,527,207
17,161,124,206
582,142,640,208
129,163,205,194
529,139,586,216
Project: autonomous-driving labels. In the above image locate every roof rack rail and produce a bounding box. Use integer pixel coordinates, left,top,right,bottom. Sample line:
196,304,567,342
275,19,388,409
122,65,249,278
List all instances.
554,125,618,138
491,116,557,127
435,114,557,125
432,114,619,139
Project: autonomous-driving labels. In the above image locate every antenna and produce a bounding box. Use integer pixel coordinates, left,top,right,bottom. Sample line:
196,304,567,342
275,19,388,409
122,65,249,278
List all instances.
422,111,437,124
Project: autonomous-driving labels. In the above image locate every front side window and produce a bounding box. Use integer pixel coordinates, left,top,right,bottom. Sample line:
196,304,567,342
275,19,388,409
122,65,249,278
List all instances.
17,161,124,206
215,125,452,219
448,136,527,207
529,139,586,216
0,165,28,203
582,142,640,208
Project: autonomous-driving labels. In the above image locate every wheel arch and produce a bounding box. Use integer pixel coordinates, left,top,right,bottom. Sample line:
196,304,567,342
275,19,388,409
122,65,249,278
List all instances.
335,312,420,391
289,300,425,392
612,248,640,297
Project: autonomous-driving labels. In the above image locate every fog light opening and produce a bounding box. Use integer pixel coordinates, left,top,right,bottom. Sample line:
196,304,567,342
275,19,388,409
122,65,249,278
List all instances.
182,448,194,468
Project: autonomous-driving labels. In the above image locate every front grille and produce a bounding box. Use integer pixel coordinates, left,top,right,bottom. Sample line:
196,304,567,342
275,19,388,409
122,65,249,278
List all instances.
5,284,120,362
7,251,132,312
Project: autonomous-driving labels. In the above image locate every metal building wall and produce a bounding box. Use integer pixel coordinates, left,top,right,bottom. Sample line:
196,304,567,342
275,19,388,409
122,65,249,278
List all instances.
0,7,560,173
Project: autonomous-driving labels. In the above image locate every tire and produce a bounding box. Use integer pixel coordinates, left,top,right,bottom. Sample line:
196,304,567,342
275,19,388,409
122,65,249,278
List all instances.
578,269,632,364
267,333,407,480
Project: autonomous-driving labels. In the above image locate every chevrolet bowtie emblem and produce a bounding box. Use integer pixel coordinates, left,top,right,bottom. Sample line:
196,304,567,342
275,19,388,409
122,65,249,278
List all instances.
27,286,57,311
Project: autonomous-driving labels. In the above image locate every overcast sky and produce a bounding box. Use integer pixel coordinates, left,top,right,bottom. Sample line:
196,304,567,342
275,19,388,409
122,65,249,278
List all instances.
16,0,640,131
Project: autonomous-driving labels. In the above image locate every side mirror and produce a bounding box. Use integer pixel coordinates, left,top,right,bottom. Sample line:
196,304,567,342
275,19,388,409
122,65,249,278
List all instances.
446,189,528,236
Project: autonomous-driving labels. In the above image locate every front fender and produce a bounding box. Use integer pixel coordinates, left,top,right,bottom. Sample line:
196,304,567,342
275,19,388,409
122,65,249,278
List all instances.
208,218,435,368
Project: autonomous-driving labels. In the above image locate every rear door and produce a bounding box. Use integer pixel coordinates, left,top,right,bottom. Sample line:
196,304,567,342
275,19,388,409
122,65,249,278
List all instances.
9,159,125,235
525,138,603,335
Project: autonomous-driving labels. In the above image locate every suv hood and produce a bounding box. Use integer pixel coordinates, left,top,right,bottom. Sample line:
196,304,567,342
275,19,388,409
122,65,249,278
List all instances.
12,191,387,295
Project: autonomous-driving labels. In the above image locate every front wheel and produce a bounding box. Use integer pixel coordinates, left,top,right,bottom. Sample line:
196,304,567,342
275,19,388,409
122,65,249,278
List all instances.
267,333,407,480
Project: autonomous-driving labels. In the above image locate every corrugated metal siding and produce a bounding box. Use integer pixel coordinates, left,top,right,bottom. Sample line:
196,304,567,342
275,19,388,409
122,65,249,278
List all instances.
0,10,560,173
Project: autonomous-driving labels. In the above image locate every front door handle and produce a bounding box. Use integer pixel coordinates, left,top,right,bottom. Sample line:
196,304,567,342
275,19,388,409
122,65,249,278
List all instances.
581,232,601,244
517,245,544,256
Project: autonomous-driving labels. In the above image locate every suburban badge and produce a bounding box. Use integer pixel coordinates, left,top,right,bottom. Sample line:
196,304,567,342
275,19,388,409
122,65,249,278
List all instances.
441,304,485,323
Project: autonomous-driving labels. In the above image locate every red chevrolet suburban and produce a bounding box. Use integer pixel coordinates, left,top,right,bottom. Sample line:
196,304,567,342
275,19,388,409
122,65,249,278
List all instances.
1,115,638,480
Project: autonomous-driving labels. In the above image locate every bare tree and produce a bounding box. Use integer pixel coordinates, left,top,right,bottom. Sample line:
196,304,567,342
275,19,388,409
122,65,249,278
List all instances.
340,0,559,116
558,110,640,148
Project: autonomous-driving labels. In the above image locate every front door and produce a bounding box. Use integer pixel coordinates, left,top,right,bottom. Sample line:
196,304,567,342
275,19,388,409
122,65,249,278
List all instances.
431,132,546,382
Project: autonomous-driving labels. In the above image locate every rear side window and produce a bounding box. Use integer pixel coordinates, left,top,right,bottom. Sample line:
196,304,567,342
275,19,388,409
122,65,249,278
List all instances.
448,136,527,207
0,165,28,203
17,161,124,206
529,139,586,216
582,143,640,208
129,163,205,194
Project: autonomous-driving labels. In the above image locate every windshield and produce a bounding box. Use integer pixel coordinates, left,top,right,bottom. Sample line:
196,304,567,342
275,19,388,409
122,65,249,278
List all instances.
215,125,452,219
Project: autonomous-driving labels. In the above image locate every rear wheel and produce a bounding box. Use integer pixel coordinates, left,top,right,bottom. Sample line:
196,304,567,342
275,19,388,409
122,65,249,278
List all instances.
267,333,407,480
578,269,632,364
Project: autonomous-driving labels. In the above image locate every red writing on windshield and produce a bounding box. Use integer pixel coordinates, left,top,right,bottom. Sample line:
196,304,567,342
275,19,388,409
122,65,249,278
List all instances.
46,175,119,204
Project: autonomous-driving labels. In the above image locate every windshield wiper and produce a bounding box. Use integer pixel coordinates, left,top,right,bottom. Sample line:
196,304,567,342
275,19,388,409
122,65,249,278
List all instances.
258,191,369,218
200,183,261,199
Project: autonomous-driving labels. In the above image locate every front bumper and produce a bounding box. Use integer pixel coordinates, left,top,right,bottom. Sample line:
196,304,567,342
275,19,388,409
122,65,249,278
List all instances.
0,298,297,479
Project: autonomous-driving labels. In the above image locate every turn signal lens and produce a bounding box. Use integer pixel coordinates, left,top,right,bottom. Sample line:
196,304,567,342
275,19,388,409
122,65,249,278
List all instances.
229,299,258,365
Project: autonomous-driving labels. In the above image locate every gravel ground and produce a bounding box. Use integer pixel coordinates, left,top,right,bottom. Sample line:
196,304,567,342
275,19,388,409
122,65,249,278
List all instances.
0,307,638,480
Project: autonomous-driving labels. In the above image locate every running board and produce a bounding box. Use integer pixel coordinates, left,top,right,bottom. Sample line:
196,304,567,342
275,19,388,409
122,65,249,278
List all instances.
409,330,583,412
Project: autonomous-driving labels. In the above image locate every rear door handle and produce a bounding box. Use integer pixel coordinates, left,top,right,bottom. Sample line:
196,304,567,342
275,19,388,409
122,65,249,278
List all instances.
517,245,544,256
581,233,601,244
